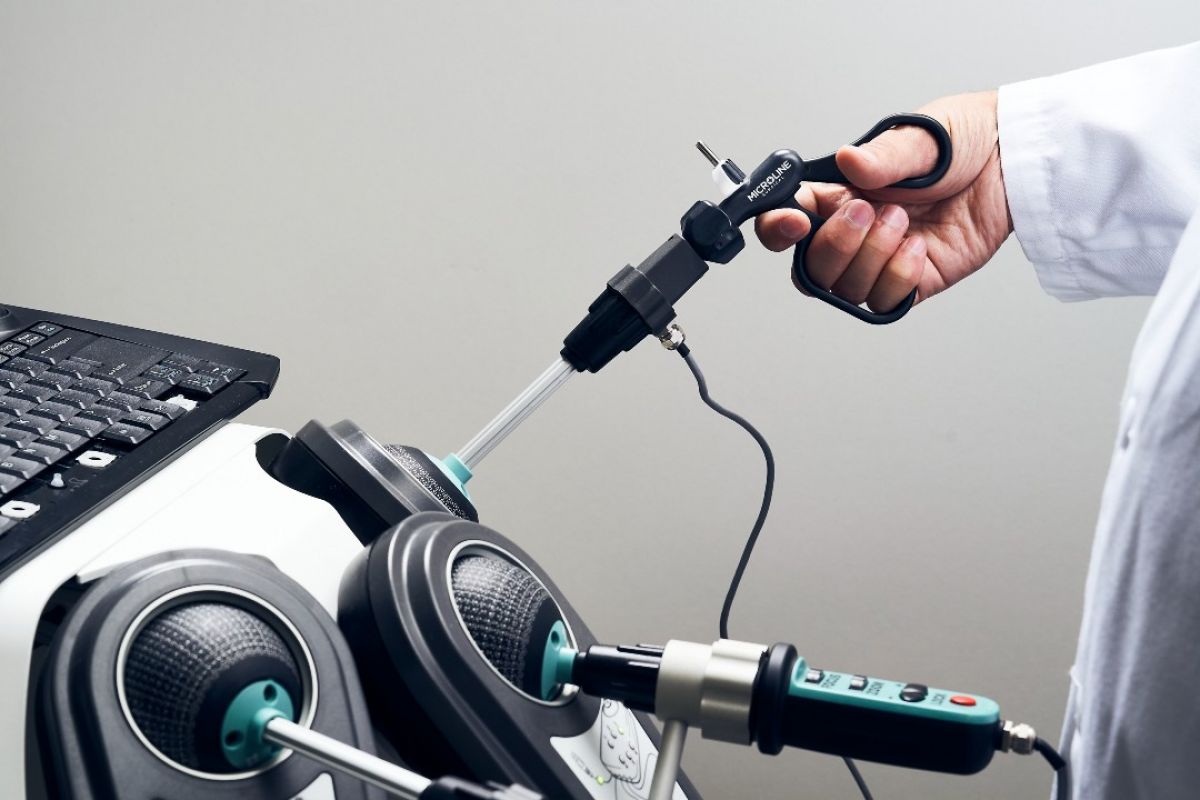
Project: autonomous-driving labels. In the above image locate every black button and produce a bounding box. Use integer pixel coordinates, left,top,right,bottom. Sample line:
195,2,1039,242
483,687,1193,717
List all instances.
7,385,57,405
23,331,97,365
77,408,121,427
59,417,107,439
0,343,26,358
0,473,21,497
900,683,928,703
49,360,95,380
0,427,37,448
849,675,869,691
7,418,57,438
144,364,187,385
95,392,141,413
3,357,46,377
50,389,97,410
30,323,62,337
119,411,170,432
179,372,226,395
0,370,29,390
100,423,153,446
37,430,87,452
15,443,66,466
71,377,116,397
28,402,79,424
121,378,168,400
13,332,45,347
139,399,185,420
162,352,203,372
0,456,43,480
0,397,36,418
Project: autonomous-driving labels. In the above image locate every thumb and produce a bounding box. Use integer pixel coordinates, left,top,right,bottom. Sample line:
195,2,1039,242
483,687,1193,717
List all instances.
835,123,941,191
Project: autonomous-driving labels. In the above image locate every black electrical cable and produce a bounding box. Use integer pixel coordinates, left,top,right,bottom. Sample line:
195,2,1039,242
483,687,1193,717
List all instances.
676,344,773,641
676,343,873,800
1034,737,1070,800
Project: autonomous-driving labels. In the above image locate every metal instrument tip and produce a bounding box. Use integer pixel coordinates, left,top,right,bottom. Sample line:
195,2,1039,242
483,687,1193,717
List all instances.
695,141,720,167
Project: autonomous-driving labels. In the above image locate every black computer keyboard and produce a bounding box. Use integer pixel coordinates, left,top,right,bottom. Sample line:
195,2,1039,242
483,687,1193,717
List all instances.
0,304,279,579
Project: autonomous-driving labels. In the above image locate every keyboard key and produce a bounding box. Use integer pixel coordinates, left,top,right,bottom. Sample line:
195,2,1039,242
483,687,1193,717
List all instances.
77,408,120,426
0,445,11,461
3,357,47,377
197,362,246,382
7,418,57,437
0,474,21,497
179,373,227,395
119,411,170,431
23,330,97,365
72,377,116,397
0,428,37,448
162,352,203,372
30,323,62,336
120,378,168,400
0,343,26,358
0,513,14,530
59,417,107,438
73,339,166,383
49,360,95,380
50,389,97,410
13,332,44,347
14,444,65,465
36,430,87,452
139,399,186,420
29,374,73,392
96,392,142,413
0,397,36,418
144,364,187,385
0,456,43,480
28,402,79,424
9,385,58,405
0,370,29,390
100,423,153,446
0,355,7,366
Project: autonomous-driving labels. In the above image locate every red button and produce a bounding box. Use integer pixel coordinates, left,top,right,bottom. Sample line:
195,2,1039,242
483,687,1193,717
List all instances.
950,695,976,706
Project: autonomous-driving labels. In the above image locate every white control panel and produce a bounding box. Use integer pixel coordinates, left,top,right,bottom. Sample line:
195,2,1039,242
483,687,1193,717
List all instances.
551,699,687,800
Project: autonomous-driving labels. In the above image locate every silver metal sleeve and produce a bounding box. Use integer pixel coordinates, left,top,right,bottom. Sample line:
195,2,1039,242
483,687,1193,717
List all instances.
456,357,577,470
647,719,688,800
264,718,432,799
654,639,767,745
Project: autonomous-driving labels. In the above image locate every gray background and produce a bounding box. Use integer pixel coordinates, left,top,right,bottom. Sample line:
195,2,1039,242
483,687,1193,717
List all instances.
2,2,1195,798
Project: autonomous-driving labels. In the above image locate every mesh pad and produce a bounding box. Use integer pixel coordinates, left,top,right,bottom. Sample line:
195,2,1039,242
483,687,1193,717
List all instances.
451,556,561,695
123,602,300,771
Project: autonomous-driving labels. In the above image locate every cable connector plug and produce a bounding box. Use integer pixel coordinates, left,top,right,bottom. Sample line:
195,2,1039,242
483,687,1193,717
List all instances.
998,719,1038,755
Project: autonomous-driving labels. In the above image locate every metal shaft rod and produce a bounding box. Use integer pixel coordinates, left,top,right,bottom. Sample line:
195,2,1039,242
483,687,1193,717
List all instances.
455,357,577,470
648,719,688,800
265,719,431,799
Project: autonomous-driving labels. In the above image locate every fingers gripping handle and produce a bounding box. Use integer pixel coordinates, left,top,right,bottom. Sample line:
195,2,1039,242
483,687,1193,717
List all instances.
802,112,953,189
789,113,951,324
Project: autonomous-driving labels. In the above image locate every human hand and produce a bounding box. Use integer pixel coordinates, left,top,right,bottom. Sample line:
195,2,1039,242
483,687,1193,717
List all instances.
755,91,1011,311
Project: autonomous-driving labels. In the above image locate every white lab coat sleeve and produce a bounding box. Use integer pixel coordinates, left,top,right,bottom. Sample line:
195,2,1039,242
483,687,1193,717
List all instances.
997,41,1200,301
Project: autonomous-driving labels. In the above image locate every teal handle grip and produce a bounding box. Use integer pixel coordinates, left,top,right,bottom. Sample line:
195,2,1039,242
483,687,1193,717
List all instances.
775,657,1000,774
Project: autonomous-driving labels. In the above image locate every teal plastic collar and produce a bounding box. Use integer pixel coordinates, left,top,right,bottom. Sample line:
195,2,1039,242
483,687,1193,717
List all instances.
434,452,474,498
539,621,576,701
220,679,296,770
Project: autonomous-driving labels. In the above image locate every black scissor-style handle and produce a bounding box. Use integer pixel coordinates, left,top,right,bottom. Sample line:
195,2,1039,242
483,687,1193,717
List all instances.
791,113,952,324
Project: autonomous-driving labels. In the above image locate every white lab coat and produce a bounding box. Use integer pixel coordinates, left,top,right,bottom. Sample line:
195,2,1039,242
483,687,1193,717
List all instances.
998,41,1200,799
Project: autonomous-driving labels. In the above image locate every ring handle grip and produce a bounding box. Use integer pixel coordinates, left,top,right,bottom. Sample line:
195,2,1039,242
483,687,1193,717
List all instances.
790,113,951,324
